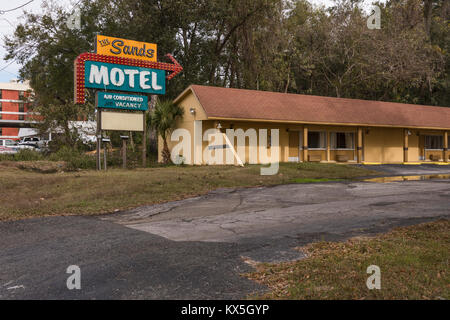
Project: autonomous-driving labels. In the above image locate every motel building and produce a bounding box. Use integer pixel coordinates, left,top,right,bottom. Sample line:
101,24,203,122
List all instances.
0,81,33,140
160,85,450,165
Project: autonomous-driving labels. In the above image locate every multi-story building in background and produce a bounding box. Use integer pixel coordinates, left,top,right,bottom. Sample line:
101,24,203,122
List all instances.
0,81,94,145
0,80,32,140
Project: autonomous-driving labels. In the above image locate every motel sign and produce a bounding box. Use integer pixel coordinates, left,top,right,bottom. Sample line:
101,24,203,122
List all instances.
74,35,182,170
85,61,166,95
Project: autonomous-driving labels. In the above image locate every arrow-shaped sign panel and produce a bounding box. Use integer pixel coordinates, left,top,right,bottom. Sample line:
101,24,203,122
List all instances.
74,52,182,104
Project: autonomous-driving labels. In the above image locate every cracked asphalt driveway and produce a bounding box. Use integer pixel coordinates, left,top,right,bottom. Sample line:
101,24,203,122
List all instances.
0,165,449,299
102,178,450,243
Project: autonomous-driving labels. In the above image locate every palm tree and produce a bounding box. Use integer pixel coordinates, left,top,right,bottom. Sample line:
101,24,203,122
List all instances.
150,100,184,164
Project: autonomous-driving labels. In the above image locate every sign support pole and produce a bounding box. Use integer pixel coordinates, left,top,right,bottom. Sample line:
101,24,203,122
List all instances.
122,138,127,169
96,109,102,171
142,110,147,167
103,141,107,171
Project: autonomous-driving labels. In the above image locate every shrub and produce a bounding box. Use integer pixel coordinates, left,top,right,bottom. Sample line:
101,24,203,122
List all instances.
0,149,42,162
49,146,96,171
15,149,45,161
0,154,14,161
0,149,45,161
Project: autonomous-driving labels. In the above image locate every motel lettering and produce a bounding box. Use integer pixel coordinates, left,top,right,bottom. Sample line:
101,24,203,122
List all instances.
85,61,165,95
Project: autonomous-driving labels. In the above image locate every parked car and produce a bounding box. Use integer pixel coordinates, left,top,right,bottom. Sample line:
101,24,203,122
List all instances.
0,139,19,154
19,137,44,147
18,136,49,152
16,143,44,152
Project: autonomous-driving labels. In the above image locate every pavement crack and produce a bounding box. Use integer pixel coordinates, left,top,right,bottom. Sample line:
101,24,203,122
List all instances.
219,224,239,235
230,193,245,213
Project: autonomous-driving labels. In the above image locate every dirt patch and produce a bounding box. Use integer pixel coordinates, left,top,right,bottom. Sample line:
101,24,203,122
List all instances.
1,161,68,173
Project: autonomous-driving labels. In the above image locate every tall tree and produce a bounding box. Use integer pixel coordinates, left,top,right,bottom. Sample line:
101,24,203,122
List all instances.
285,0,447,105
3,0,449,146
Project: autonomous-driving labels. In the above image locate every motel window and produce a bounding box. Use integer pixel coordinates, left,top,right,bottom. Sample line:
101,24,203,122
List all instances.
331,132,354,150
19,91,24,100
0,102,2,120
425,135,443,150
308,131,326,149
19,103,24,120
0,89,2,99
0,128,2,136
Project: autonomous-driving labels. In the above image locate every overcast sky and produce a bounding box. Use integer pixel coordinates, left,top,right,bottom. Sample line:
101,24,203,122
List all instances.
0,0,376,83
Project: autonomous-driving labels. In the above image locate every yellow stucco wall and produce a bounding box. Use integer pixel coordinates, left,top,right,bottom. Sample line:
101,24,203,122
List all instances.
202,120,287,164
158,91,207,163
364,127,403,163
159,90,449,164
408,132,419,162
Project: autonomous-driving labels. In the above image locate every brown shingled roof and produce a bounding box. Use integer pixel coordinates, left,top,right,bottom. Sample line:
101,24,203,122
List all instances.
178,85,450,129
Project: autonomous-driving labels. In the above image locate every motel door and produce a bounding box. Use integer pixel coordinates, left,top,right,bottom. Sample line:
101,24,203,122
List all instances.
288,131,300,162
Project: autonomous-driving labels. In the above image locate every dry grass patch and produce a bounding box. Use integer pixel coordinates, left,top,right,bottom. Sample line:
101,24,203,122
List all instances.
0,162,375,221
247,220,450,300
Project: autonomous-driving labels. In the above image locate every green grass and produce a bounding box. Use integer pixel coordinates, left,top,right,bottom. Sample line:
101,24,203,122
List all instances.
0,162,376,221
247,220,450,300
